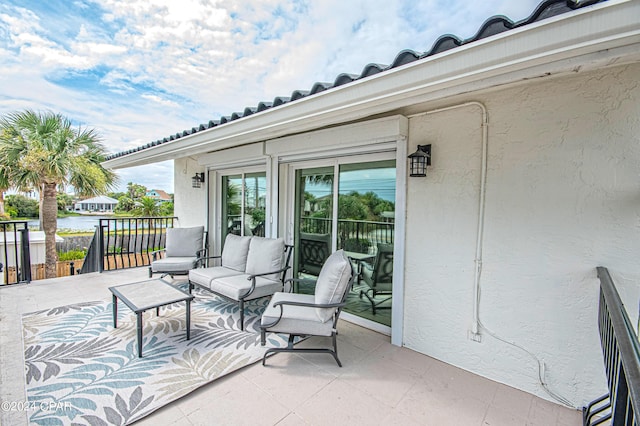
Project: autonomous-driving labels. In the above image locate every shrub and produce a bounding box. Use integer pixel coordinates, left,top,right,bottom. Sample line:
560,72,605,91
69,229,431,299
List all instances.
343,238,370,254
58,249,87,261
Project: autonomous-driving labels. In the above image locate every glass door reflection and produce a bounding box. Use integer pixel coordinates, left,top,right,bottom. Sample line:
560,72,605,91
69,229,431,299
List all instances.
290,160,395,327
294,167,334,294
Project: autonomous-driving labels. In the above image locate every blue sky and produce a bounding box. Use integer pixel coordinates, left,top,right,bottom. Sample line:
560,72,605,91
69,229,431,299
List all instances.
0,0,541,193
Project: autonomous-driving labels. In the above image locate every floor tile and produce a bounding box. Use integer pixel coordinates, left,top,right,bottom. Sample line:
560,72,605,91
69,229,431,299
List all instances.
0,267,582,426
295,379,394,425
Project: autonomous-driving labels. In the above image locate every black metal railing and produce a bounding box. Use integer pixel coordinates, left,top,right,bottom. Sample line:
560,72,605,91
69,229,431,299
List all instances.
80,217,177,273
0,221,31,285
584,267,640,425
300,217,394,252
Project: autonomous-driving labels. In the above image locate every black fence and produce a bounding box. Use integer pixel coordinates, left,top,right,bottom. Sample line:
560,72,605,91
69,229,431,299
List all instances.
80,217,177,274
0,221,31,285
300,217,394,252
584,267,640,425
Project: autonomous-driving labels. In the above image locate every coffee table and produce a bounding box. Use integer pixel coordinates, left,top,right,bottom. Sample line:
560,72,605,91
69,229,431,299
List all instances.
109,278,195,357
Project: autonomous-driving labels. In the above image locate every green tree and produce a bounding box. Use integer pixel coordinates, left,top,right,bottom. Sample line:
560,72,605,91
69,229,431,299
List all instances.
108,191,125,200
0,166,9,219
0,110,117,278
159,201,174,217
338,192,367,220
134,196,160,217
115,195,134,212
5,194,39,218
127,182,147,200
57,192,74,211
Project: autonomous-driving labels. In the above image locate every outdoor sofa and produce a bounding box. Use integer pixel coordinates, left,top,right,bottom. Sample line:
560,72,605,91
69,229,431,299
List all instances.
188,234,293,330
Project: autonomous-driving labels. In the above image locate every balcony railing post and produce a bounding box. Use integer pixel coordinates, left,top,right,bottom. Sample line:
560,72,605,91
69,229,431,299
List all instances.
98,221,105,273
18,226,31,283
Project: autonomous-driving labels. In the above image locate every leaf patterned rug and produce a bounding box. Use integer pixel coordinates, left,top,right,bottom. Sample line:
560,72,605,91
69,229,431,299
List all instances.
21,283,289,425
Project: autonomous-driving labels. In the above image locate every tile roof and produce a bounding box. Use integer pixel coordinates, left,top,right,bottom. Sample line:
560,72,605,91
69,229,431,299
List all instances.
106,0,605,161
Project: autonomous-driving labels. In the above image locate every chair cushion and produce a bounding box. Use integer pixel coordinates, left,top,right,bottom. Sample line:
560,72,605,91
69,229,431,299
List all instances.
210,274,282,301
261,292,334,337
245,237,284,280
221,234,252,272
151,257,197,273
314,250,352,322
189,266,241,288
165,226,204,257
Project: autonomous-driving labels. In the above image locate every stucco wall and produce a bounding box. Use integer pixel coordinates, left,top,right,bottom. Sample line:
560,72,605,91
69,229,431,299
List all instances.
403,63,640,407
173,157,207,228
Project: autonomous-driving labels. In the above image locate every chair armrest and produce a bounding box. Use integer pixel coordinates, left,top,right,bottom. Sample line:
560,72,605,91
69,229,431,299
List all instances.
194,254,222,268
284,277,316,293
273,299,346,309
239,266,292,299
247,265,291,280
150,248,166,260
260,299,346,330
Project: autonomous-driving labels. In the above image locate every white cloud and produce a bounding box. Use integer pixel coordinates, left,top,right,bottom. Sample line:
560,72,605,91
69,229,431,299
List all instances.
0,0,542,193
141,94,180,108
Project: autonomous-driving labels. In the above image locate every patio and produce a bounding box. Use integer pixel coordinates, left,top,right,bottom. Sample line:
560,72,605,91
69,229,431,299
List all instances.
0,268,581,425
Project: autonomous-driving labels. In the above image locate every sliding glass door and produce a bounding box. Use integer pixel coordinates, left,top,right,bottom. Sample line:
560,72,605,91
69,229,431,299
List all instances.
221,171,266,244
292,159,395,327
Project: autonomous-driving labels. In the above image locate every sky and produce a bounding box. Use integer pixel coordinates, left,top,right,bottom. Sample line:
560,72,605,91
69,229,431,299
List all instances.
0,0,541,194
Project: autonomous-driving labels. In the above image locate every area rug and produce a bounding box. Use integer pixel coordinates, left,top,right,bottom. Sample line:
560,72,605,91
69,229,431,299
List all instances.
21,284,289,425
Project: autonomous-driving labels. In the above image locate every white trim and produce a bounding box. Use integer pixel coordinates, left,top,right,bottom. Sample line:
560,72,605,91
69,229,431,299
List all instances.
198,142,266,168
283,150,402,340
391,136,407,347
341,312,391,336
211,165,267,254
277,142,399,164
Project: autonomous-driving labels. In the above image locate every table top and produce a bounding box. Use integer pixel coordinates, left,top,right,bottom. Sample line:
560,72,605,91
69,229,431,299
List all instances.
109,279,194,313
344,251,376,261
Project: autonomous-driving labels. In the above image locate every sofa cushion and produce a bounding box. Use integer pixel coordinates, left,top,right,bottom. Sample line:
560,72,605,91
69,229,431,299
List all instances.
151,257,197,273
314,250,352,322
189,266,241,288
165,226,204,257
221,234,252,272
210,274,282,301
245,237,285,281
261,292,334,337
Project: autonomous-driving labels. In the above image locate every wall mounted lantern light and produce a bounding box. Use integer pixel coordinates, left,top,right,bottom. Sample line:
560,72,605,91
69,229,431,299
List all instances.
192,172,205,189
408,144,432,177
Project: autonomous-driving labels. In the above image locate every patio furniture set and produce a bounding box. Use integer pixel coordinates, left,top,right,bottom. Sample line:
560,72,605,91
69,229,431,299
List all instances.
109,226,358,366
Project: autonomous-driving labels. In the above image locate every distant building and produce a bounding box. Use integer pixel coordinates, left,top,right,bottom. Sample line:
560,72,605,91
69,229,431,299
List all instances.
74,195,118,212
146,189,172,203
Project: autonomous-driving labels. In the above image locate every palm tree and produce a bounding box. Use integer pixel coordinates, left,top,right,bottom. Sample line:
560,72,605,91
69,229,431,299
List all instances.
0,166,9,218
134,196,160,217
0,110,117,278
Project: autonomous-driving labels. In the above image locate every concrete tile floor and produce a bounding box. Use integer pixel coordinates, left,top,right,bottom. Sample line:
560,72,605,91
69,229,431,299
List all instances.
0,268,582,425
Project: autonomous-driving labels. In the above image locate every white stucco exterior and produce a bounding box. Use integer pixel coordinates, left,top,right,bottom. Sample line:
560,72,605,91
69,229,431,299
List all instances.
103,0,640,410
173,157,206,228
403,63,640,406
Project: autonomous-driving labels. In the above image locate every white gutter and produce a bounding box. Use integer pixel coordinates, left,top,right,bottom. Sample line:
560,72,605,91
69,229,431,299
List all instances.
103,0,640,170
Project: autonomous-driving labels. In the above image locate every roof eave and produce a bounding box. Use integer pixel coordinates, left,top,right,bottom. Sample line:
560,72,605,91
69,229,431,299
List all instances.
103,0,640,170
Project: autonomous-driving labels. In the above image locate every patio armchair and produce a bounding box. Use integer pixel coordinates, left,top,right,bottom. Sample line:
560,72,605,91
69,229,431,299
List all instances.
298,232,331,276
148,226,206,278
295,232,331,293
188,234,293,330
359,243,393,314
260,249,355,367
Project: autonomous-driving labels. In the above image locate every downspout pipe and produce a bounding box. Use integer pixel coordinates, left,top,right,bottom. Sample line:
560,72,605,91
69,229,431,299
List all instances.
408,101,488,337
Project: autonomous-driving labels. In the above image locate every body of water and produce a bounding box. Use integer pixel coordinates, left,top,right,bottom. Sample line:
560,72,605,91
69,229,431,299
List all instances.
28,216,112,232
